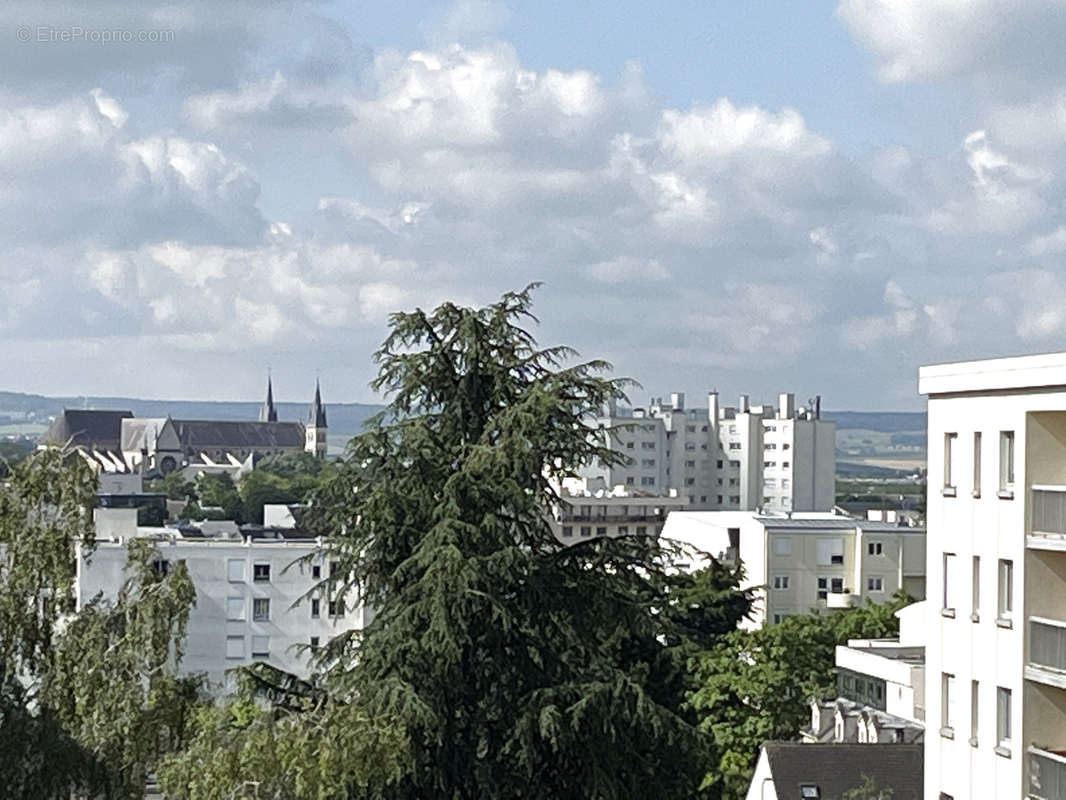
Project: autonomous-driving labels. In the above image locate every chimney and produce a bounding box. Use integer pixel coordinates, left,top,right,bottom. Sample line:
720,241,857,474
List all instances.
778,393,795,419
708,391,720,424
671,392,685,411
739,394,750,413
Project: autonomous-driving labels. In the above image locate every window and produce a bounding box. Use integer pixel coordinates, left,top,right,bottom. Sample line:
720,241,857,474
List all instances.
580,526,592,536
716,495,723,504
686,425,696,433
310,636,320,648
253,563,271,582
227,559,245,582
997,559,1013,625
973,432,982,497
943,432,957,494
773,537,792,556
831,577,844,594
996,687,1011,753
942,553,956,617
867,576,884,592
596,526,607,536
800,786,820,799
635,525,647,535
729,495,740,504
226,597,245,621
253,598,270,622
728,442,741,450
817,538,844,566
625,476,634,486
685,478,695,486
685,460,695,468
817,577,829,601
640,477,655,487
999,431,1015,497
251,635,269,657
972,556,980,621
625,441,634,450
765,443,777,450
618,526,628,535
773,575,790,590
684,442,696,451
311,598,320,618
782,461,790,468
329,599,345,617
764,461,775,468
151,559,170,576
867,541,883,556
729,459,740,467
226,636,244,659
312,564,321,579
970,679,979,746
764,478,776,489
941,673,955,737
772,612,788,624
641,441,655,450
716,460,723,468
641,459,655,468
561,526,573,538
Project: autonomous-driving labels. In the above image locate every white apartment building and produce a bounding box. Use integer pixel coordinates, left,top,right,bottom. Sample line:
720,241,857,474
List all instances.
79,508,362,694
580,391,835,513
920,352,1066,800
549,476,690,542
661,511,926,627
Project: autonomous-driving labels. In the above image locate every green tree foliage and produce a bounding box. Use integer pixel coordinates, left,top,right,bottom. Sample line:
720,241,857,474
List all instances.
688,591,913,799
842,774,895,800
311,286,739,799
0,448,200,798
238,469,299,524
147,470,197,501
196,472,244,520
157,679,408,800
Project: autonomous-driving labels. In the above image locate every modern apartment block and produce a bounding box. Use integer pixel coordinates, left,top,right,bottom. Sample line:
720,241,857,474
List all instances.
579,391,835,512
661,511,926,627
920,352,1066,800
549,476,690,542
79,508,362,693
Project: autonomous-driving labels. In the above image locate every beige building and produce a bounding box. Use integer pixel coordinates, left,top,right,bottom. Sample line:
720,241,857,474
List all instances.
661,511,926,627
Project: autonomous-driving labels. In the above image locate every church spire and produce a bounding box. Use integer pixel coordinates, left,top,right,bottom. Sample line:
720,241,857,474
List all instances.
260,373,278,422
309,378,327,428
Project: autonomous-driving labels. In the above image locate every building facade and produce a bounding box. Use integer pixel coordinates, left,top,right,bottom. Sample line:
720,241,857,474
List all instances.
80,508,360,694
579,391,835,513
549,476,690,542
661,511,926,627
920,352,1066,800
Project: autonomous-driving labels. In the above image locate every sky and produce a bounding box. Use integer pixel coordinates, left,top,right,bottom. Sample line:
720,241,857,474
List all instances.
3,1,1066,410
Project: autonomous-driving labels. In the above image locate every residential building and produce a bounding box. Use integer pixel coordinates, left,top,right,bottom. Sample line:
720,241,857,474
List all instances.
579,391,835,512
79,507,360,694
744,742,923,800
549,476,689,542
805,601,926,745
661,511,926,627
919,352,1066,800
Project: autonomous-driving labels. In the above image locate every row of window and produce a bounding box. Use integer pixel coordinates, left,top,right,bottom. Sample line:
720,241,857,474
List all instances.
226,559,339,583
226,595,346,621
941,553,1012,624
560,525,650,538
770,575,884,594
943,429,1015,498
940,675,1011,756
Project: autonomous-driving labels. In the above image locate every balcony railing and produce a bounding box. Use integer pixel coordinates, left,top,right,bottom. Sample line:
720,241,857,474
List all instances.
1031,618,1066,674
1030,746,1066,800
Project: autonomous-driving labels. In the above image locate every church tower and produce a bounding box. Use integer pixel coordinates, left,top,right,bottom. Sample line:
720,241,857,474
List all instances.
306,379,327,459
260,374,278,422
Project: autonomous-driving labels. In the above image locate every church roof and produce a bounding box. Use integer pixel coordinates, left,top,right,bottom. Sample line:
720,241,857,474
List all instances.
173,419,305,449
120,418,170,452
41,409,133,451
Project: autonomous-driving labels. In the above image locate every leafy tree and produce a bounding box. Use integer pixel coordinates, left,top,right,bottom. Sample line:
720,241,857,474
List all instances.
238,469,299,524
842,774,895,800
0,448,200,798
688,592,913,799
195,472,243,520
147,471,196,501
313,286,730,798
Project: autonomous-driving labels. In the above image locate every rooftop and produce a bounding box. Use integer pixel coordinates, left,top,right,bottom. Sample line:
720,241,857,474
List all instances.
761,741,922,800
920,350,1066,396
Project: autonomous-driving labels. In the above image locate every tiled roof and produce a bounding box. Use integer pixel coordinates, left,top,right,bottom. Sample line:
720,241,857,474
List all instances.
762,741,923,800
173,420,305,449
40,409,133,450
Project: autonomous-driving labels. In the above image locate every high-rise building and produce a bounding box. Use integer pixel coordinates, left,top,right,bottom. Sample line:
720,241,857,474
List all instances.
579,391,836,512
920,352,1066,800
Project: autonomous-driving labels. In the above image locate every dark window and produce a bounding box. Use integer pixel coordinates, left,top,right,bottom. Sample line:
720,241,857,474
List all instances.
329,599,345,617
310,636,320,647
253,563,271,582
561,526,573,538
253,598,270,621
311,599,320,618
312,565,321,579
151,559,170,577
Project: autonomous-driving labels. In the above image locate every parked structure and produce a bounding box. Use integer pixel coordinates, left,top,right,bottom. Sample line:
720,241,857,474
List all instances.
579,391,835,513
661,511,926,627
79,507,359,693
919,351,1066,800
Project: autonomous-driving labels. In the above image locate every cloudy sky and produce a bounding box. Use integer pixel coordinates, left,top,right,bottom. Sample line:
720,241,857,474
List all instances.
3,1,1065,410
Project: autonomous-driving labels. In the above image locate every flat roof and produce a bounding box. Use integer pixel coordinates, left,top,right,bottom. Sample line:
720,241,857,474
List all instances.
919,351,1066,396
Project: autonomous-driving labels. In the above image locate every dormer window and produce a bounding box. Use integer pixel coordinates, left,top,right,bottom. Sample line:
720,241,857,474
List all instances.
800,786,821,799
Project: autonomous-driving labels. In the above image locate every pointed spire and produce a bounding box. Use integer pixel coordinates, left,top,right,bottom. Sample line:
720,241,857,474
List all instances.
260,372,278,422
309,378,327,428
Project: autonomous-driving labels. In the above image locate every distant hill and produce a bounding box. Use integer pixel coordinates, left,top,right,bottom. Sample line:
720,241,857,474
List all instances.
822,411,926,433
0,390,384,447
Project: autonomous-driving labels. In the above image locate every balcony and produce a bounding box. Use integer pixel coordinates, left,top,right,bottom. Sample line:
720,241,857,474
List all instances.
1030,746,1066,800
1031,487,1066,550
826,592,859,610
1028,618,1066,689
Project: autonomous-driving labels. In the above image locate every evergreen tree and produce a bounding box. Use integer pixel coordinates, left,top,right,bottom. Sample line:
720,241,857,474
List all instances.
314,286,731,799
